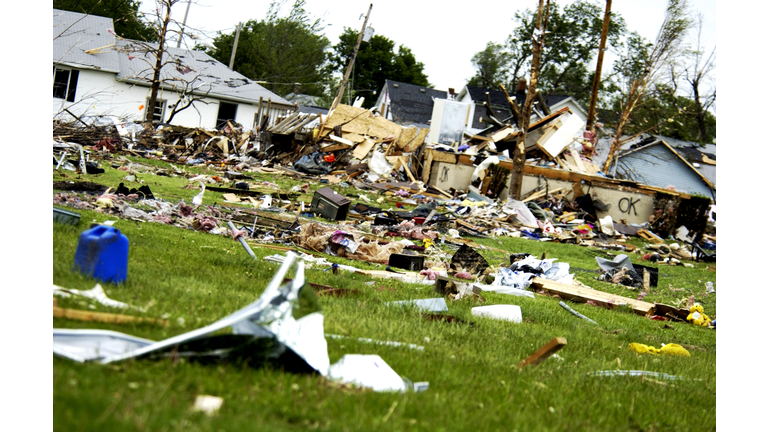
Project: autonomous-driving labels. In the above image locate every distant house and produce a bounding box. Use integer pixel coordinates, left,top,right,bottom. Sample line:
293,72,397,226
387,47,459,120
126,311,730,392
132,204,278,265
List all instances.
609,137,716,200
53,9,294,130
373,79,447,127
456,85,587,132
544,95,588,124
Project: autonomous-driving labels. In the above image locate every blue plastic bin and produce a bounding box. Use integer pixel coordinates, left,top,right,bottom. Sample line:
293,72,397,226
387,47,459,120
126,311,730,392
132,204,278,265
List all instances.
73,225,129,283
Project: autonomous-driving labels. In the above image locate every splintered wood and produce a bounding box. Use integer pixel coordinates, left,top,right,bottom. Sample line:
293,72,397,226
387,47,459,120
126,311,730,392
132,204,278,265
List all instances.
517,337,567,368
322,104,427,150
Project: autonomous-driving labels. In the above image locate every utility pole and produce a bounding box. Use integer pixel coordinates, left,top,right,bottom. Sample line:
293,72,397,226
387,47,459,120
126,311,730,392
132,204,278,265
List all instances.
176,0,192,48
586,0,611,131
330,4,372,113
229,22,242,70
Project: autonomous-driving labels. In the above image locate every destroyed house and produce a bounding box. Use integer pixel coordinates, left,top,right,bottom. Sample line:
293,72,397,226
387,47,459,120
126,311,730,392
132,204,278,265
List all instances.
52,9,294,130
610,138,716,200
373,79,447,127
457,85,515,131
457,85,588,132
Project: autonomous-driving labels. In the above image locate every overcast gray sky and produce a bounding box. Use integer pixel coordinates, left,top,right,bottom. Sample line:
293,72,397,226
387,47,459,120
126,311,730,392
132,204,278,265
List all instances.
149,0,715,96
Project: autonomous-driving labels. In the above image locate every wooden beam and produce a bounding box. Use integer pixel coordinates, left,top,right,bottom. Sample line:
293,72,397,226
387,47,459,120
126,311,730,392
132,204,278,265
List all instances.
638,229,665,244
53,307,168,326
399,156,416,182
522,187,563,203
517,337,567,368
530,277,655,316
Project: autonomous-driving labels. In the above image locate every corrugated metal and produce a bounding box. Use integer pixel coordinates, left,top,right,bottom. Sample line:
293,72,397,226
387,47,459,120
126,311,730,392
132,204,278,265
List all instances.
616,143,713,197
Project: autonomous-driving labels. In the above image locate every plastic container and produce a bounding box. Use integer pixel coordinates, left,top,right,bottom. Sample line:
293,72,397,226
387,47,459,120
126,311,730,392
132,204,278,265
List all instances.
73,225,129,284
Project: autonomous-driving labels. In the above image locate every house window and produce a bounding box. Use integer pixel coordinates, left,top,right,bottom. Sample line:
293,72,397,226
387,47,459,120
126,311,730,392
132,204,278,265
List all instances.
146,98,166,123
53,66,79,102
216,102,238,128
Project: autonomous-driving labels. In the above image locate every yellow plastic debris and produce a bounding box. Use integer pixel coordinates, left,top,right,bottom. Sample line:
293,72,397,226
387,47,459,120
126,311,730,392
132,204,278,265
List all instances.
628,343,690,357
460,199,487,207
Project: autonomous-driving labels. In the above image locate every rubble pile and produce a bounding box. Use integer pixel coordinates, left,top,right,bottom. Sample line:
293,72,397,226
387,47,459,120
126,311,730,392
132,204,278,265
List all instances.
53,103,715,327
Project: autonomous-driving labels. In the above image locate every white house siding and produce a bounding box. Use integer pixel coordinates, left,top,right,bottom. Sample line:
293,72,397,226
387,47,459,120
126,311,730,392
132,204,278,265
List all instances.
550,100,587,123
52,67,294,131
52,68,127,120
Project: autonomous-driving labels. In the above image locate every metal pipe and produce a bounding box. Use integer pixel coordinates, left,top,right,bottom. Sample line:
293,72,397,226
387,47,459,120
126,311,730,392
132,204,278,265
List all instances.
559,301,597,324
227,221,257,259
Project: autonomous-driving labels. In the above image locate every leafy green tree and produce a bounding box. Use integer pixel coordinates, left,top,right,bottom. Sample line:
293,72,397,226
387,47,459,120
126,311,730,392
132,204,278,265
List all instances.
468,0,626,106
205,0,330,97
604,84,715,142
330,28,431,108
602,0,693,171
53,0,157,41
467,42,511,88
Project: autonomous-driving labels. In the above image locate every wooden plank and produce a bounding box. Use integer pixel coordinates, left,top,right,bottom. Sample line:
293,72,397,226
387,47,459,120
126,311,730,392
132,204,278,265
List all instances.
530,277,655,316
433,186,454,199
457,154,474,166
430,149,457,164
421,149,434,184
567,152,587,172
480,176,492,195
321,142,352,153
517,337,567,368
399,156,417,182
351,139,375,160
572,182,584,198
53,307,169,326
556,157,574,171
328,134,354,146
404,129,430,154
490,126,516,143
522,187,563,203
638,229,665,244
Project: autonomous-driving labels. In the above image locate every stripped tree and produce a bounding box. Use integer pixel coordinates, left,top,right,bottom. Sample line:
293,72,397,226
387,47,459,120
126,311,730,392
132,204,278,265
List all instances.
681,13,716,144
111,0,215,125
602,0,692,173
499,0,551,200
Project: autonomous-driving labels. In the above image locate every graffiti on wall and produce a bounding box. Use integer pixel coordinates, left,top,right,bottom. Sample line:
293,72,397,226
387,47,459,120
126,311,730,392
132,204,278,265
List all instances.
618,197,640,216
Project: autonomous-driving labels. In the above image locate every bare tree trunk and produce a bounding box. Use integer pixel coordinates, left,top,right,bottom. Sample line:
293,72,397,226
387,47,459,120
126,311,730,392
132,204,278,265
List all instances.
602,79,640,173
146,2,172,123
508,0,549,200
586,0,612,131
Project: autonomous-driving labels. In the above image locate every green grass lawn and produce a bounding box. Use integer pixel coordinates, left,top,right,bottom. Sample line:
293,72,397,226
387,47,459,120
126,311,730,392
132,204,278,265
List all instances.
53,157,716,431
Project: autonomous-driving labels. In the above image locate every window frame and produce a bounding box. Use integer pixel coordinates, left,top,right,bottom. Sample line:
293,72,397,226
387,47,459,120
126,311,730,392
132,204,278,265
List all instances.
53,66,79,102
216,101,239,129
146,98,167,123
